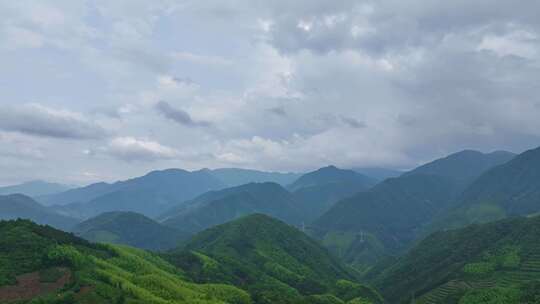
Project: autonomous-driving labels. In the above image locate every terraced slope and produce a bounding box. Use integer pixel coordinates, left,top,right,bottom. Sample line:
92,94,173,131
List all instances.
373,216,540,304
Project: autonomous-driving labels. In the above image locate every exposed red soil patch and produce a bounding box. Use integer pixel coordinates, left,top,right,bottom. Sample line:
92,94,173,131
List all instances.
0,267,71,302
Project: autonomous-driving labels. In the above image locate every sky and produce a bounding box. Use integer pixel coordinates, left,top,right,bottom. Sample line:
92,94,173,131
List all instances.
1,0,540,185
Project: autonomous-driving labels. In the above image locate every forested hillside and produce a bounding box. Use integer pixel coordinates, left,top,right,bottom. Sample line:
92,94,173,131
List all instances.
72,211,189,251
430,146,540,232
372,215,540,304
166,214,383,304
0,219,250,304
161,183,303,234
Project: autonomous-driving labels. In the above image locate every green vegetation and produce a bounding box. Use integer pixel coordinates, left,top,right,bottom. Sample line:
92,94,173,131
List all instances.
165,214,382,304
430,146,540,232
161,183,304,234
72,211,189,251
313,174,461,269
372,215,540,303
0,219,250,304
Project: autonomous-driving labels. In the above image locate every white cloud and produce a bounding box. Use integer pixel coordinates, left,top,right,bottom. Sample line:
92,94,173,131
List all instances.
99,137,180,162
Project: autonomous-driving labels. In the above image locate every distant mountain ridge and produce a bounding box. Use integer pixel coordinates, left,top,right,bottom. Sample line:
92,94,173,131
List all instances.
289,166,377,223
72,211,188,251
41,168,226,219
0,194,78,230
207,168,302,187
351,167,403,181
429,146,540,231
0,180,73,197
161,182,304,234
287,165,375,192
404,150,515,188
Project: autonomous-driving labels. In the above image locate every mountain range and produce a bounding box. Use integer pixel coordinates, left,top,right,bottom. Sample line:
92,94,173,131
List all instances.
41,168,227,219
0,180,73,197
160,182,304,234
428,146,540,232
311,150,516,270
7,146,540,304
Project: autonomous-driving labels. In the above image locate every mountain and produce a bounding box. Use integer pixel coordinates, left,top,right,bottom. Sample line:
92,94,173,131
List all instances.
313,174,461,270
287,166,375,193
372,215,540,304
0,194,78,230
0,219,250,304
403,150,515,188
208,168,302,187
312,150,516,270
37,181,117,206
351,167,403,181
0,180,73,197
42,168,226,219
72,211,189,251
166,214,383,304
288,166,377,223
160,182,304,234
429,146,540,231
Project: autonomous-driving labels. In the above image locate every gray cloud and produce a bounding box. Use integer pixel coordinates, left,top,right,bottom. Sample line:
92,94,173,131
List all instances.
2,1,540,183
340,116,367,129
0,104,108,140
155,101,211,127
266,106,287,117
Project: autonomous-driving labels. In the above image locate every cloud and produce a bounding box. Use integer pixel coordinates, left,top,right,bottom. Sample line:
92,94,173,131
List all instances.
172,51,233,66
340,116,367,129
266,106,287,117
0,104,108,140
155,101,211,127
98,137,179,162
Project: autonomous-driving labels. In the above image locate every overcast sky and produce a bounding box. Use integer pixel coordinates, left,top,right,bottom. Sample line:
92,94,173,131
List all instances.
1,0,539,185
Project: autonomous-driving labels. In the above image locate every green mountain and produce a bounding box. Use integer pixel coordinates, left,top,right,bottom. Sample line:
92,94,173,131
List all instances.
403,150,515,189
372,215,540,304
166,214,383,304
0,219,250,304
430,146,540,231
0,180,74,197
207,168,302,187
312,150,516,271
289,166,377,223
313,174,461,270
287,166,375,193
351,167,403,181
72,211,189,251
0,194,78,230
161,183,303,234
45,168,226,219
